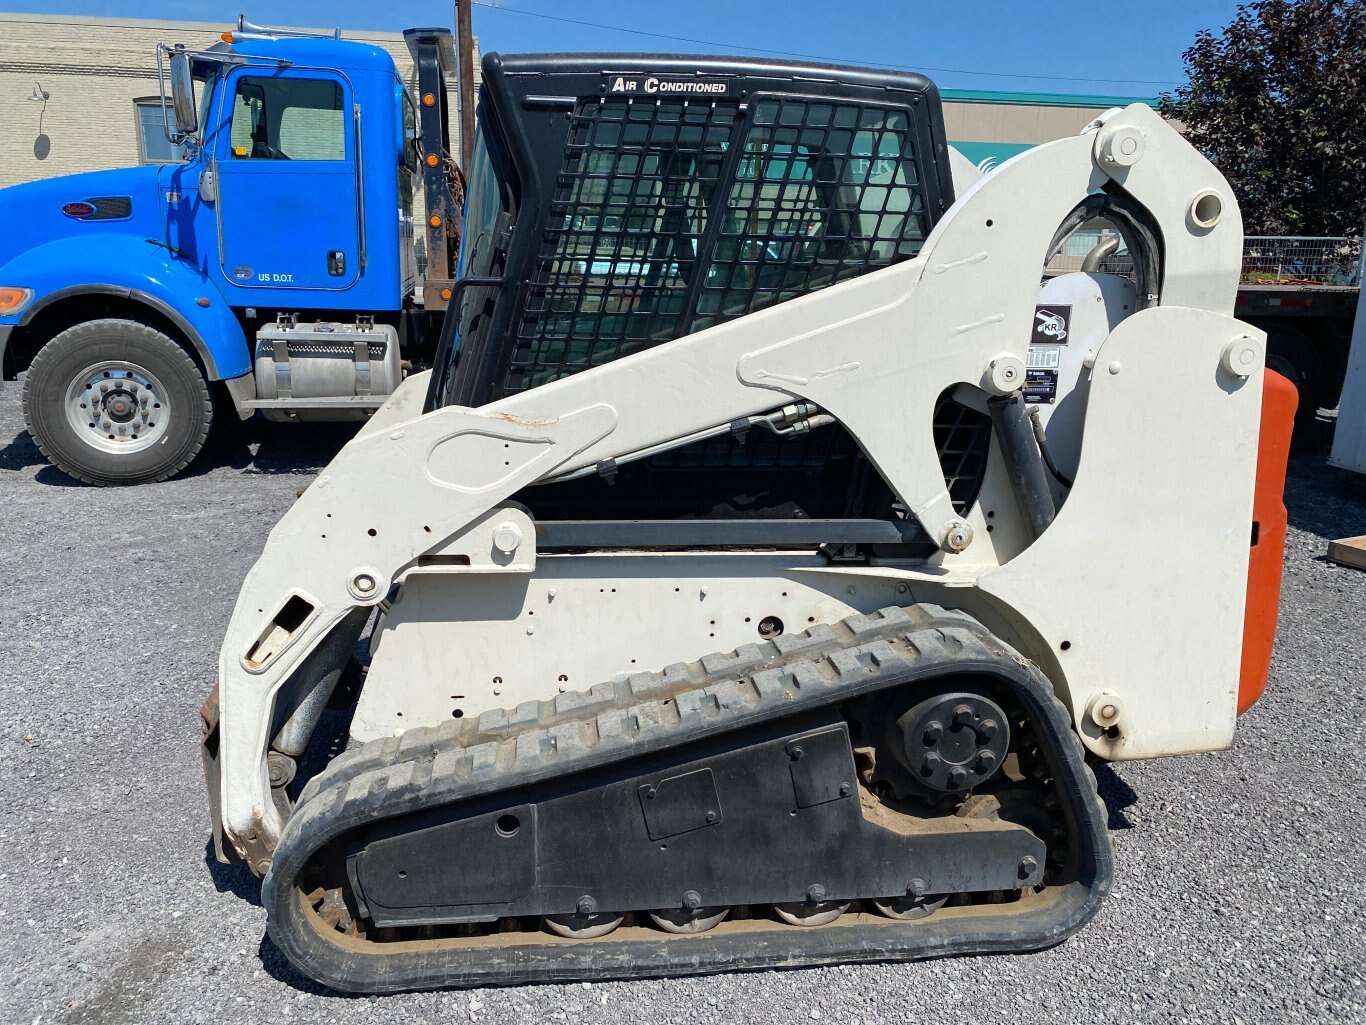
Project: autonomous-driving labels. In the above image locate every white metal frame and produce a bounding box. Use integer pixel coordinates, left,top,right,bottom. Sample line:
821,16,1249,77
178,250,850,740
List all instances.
1330,221,1366,473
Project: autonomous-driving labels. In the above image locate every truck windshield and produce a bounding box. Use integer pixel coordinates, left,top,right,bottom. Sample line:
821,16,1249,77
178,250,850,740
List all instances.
197,69,217,140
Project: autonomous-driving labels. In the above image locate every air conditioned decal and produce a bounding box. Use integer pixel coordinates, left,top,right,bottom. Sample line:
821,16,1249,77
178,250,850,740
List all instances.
605,75,729,95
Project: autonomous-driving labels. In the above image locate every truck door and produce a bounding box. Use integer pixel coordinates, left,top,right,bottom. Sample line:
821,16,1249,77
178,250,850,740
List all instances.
214,70,360,292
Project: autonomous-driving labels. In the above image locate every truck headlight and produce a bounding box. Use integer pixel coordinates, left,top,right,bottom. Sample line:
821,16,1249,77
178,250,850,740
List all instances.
0,287,34,315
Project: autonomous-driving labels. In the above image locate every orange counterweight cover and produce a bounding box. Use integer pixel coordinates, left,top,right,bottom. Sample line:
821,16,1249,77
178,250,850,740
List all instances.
1238,369,1297,714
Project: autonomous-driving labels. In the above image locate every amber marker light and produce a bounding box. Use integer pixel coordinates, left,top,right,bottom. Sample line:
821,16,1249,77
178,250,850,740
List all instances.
0,287,34,314
220,31,233,42
422,93,436,107
440,287,452,301
0,285,33,312
429,215,442,228
196,297,211,308
425,153,440,167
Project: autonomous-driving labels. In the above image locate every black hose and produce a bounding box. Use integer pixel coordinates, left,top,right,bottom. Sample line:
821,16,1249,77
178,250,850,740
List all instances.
987,393,1056,539
1047,188,1163,310
1028,405,1075,489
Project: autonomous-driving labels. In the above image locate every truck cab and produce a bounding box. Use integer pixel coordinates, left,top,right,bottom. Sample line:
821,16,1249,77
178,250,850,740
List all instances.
0,18,462,485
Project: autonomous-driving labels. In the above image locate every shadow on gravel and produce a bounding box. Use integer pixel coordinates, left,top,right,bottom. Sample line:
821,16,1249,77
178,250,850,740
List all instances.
1285,413,1366,538
205,416,356,477
257,933,351,996
205,839,264,907
1093,763,1139,830
0,428,42,471
17,415,359,487
34,464,87,487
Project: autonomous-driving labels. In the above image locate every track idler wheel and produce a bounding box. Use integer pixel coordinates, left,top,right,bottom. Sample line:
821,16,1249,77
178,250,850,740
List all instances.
545,899,625,939
892,689,1010,795
649,905,729,934
774,886,851,926
872,892,949,921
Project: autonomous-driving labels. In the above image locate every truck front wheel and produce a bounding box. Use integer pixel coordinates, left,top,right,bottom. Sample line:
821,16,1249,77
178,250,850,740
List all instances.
1264,325,1325,421
22,319,214,485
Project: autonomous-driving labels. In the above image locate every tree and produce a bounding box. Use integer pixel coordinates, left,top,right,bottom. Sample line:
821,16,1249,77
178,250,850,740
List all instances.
1160,0,1366,236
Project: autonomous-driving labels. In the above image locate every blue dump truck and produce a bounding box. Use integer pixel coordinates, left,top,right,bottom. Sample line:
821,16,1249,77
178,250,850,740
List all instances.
0,19,464,484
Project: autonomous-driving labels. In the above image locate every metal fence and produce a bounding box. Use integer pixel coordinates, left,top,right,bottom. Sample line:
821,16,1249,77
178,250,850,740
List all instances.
1045,228,1133,277
1240,236,1361,289
1046,231,1362,290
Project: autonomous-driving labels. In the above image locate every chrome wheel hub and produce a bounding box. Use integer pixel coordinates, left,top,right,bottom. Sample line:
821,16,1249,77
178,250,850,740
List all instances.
64,361,170,455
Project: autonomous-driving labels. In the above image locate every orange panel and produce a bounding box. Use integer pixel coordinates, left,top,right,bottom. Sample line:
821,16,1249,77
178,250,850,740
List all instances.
1238,369,1297,714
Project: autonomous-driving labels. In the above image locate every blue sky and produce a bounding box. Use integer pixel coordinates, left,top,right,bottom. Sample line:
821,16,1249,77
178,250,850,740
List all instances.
7,0,1246,96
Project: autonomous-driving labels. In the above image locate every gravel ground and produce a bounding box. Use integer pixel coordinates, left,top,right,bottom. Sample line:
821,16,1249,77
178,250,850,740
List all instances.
1,393,1363,1025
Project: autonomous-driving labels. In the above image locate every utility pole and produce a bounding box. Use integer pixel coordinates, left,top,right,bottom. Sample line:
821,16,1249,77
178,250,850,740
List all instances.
455,0,475,170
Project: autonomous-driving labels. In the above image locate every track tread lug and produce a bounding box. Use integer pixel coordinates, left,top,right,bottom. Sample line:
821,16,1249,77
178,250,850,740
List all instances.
476,701,541,736
750,667,788,701
514,732,547,765
672,688,708,723
703,678,747,711
431,747,463,782
827,647,871,676
699,644,768,677
547,720,591,757
553,681,617,717
845,607,908,638
596,708,630,741
468,741,499,774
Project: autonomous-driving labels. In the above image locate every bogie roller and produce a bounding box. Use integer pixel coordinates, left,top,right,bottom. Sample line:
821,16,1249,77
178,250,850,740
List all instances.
204,50,1294,992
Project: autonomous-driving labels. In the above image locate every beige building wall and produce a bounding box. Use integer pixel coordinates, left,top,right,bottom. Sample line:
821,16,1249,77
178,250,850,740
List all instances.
943,100,1117,145
0,13,474,191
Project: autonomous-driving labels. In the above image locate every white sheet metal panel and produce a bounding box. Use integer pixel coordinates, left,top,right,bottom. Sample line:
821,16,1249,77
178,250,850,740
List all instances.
1329,231,1366,474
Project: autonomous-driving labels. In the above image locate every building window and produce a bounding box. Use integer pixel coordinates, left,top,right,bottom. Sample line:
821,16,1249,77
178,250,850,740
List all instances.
134,98,188,164
229,77,345,161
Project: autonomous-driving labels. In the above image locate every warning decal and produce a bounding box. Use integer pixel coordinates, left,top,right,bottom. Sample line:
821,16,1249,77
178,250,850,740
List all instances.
1026,346,1061,370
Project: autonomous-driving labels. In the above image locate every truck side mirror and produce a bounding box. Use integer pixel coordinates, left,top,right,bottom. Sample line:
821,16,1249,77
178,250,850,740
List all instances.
169,50,198,137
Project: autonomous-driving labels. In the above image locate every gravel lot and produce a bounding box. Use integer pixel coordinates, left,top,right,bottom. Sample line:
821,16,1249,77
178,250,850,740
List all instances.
1,393,1363,1025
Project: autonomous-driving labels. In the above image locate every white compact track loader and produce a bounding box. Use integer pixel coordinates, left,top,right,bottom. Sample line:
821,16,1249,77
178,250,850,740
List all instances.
201,52,1297,991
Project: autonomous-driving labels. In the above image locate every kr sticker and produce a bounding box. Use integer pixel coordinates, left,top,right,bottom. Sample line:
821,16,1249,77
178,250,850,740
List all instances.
1032,304,1072,344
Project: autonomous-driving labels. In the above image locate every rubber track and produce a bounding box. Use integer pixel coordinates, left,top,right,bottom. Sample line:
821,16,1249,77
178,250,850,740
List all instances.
265,604,1112,992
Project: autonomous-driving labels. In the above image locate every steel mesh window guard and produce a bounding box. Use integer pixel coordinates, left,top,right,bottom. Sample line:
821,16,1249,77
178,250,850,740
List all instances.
694,98,928,332
504,95,932,396
506,98,735,394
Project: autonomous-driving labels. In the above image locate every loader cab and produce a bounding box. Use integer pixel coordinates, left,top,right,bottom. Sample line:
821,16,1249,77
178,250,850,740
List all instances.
437,53,957,407
434,54,989,527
